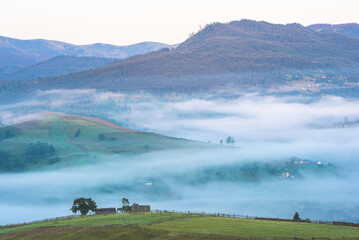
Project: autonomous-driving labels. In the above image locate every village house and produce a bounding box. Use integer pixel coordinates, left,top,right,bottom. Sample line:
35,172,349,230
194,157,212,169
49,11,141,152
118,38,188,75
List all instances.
281,172,290,178
95,208,117,215
131,205,151,213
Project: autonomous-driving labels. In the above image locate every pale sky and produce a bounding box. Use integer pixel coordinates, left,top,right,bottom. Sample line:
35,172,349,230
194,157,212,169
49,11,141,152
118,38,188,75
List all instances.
0,0,358,46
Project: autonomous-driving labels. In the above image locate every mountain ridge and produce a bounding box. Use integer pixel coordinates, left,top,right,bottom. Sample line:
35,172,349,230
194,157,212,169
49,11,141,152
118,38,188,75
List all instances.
0,35,173,71
308,23,359,39
0,55,117,81
45,20,359,78
1,19,359,97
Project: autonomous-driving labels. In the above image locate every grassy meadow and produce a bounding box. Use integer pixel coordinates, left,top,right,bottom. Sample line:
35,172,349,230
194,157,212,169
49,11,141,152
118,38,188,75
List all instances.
0,113,208,172
1,212,358,239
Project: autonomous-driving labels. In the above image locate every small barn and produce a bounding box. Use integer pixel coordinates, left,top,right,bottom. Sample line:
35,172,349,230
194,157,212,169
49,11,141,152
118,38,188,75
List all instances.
95,208,116,215
131,205,150,213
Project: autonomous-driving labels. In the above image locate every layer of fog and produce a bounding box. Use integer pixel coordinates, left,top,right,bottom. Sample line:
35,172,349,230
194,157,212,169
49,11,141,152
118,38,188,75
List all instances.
1,149,359,224
1,90,359,224
2,90,359,165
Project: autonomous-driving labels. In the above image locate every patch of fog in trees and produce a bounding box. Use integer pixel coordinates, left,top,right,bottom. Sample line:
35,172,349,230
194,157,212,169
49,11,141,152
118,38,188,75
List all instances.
0,90,359,224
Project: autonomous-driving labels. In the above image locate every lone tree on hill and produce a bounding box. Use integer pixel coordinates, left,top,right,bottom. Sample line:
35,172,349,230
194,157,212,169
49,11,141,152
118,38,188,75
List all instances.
118,198,132,213
98,133,105,141
117,198,138,213
71,197,97,216
74,129,81,138
293,212,301,221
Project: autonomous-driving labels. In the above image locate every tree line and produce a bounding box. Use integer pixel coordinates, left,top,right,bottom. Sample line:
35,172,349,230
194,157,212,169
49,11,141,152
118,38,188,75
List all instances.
71,197,138,215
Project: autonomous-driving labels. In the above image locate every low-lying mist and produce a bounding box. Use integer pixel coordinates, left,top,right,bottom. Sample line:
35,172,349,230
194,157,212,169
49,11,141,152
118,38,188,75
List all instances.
1,90,359,224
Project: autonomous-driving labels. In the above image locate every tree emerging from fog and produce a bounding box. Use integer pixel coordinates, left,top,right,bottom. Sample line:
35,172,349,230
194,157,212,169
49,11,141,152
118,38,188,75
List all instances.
226,136,235,144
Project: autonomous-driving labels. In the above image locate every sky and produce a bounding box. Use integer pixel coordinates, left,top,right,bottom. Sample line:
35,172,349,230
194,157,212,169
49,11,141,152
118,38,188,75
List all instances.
0,0,359,46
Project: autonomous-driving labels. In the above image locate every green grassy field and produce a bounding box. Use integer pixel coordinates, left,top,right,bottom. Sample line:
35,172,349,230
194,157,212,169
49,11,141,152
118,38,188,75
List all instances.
1,213,358,239
0,213,188,234
0,112,337,183
148,215,359,238
0,112,209,172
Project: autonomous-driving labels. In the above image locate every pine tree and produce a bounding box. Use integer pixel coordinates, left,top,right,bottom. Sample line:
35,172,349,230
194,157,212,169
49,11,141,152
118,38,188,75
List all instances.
293,212,301,221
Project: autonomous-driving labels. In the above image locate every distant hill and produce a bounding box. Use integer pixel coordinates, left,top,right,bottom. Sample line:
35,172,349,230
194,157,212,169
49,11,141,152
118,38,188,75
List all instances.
0,56,117,81
0,35,172,72
2,20,359,97
308,23,359,39
0,112,207,172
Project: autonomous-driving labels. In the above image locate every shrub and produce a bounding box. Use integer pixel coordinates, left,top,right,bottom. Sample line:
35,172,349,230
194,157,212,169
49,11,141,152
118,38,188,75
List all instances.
24,141,56,164
98,133,105,141
48,157,60,165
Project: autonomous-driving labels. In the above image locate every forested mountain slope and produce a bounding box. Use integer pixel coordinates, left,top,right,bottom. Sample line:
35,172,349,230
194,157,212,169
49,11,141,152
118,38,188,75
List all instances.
308,23,359,39
2,20,359,97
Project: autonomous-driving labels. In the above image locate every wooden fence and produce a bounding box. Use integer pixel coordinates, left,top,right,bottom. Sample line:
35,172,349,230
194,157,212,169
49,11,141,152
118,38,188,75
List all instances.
2,209,359,240
150,209,359,228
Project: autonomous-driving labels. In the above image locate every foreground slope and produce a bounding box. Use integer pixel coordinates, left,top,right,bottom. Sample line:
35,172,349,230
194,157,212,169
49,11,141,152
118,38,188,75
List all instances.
0,112,207,172
1,213,358,239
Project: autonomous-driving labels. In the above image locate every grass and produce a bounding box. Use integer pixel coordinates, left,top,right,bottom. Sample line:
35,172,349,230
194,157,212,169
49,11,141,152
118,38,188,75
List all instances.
148,215,359,238
0,113,209,172
0,224,242,240
1,213,359,239
0,213,190,234
0,225,158,240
